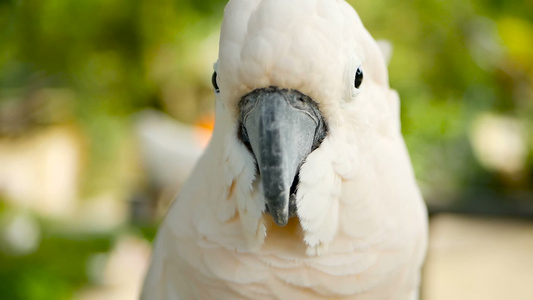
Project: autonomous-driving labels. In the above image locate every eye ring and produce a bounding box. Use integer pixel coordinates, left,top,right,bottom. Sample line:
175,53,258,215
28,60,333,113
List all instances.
212,71,220,93
354,67,363,89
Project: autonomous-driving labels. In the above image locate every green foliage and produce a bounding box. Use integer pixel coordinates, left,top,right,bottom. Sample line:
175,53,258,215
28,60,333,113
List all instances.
349,0,533,196
0,232,113,300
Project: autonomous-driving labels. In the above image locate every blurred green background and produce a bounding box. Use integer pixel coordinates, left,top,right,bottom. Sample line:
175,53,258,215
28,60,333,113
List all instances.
0,0,532,299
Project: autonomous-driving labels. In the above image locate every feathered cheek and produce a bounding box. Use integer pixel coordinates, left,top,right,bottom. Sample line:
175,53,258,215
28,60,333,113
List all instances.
220,130,267,251
295,128,357,256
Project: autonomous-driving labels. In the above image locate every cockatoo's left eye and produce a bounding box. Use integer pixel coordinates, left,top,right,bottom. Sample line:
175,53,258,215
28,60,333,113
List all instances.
354,67,363,89
212,71,220,93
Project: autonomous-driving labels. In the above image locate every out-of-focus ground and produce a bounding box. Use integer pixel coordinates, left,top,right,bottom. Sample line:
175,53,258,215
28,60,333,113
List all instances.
423,215,533,300
0,0,532,299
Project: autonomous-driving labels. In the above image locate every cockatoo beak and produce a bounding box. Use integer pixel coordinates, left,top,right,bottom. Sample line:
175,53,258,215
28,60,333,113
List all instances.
239,87,327,226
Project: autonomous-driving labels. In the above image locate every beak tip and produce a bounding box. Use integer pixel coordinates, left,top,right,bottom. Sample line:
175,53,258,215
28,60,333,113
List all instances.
272,213,289,227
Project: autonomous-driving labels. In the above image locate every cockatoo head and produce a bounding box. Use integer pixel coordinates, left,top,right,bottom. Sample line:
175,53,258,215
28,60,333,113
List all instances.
212,0,395,247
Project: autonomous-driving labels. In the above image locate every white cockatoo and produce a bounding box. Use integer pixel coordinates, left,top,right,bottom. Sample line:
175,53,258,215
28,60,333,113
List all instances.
141,0,428,299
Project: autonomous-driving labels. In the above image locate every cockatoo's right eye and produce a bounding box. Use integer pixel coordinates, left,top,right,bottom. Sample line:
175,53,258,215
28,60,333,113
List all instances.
354,67,363,89
212,71,220,93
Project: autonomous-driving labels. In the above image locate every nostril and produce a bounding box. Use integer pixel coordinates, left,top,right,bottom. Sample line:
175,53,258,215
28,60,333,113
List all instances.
288,91,311,109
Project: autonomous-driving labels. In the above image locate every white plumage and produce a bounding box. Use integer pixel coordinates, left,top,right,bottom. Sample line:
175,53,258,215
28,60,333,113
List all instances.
141,0,428,299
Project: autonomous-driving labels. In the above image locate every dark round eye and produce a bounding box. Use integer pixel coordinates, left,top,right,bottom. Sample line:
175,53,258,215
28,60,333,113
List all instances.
212,71,220,93
354,67,363,89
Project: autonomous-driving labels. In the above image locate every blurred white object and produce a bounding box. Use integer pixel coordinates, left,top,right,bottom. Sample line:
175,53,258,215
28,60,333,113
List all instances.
77,236,151,300
469,113,527,174
0,127,79,218
134,109,209,190
424,214,533,300
71,193,128,232
376,39,393,65
1,212,41,255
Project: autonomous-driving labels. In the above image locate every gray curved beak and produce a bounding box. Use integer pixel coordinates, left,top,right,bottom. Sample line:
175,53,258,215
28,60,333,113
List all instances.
239,87,327,226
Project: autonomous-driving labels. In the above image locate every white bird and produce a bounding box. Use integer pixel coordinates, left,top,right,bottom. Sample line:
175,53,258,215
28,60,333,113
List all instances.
141,0,428,299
